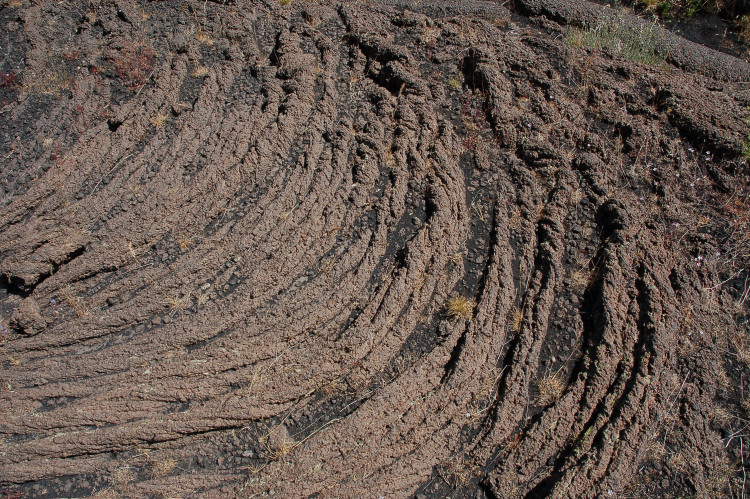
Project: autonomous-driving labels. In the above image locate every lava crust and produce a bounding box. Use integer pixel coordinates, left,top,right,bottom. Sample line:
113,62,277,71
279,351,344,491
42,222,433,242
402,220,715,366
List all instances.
1,0,749,497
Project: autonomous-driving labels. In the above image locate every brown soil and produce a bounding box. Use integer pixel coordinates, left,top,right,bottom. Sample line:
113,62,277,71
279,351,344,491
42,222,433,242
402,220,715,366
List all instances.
1,0,749,497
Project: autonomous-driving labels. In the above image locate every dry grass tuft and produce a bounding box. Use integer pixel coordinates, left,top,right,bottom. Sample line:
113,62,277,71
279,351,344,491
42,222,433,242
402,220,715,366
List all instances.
569,188,584,205
168,292,192,317
734,336,750,365
699,464,734,499
438,455,473,487
110,466,135,485
509,208,523,230
419,26,441,45
90,489,119,499
322,379,347,396
569,268,591,291
446,295,475,319
261,426,295,461
150,113,168,128
668,451,689,474
565,16,668,66
24,56,73,97
192,65,208,78
741,397,750,415
62,287,88,318
709,406,734,425
536,374,565,406
177,235,192,251
196,29,214,46
509,306,523,332
645,439,667,462
150,457,176,478
722,197,750,275
448,252,463,266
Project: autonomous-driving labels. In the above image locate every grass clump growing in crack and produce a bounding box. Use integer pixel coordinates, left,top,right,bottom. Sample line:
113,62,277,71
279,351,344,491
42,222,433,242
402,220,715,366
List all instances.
569,267,592,291
639,0,747,21
446,295,475,320
565,16,669,66
509,306,523,332
536,374,565,406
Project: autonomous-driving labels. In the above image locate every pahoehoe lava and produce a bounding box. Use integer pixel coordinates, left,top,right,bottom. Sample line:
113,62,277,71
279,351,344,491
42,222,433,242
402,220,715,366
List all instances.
1,0,749,497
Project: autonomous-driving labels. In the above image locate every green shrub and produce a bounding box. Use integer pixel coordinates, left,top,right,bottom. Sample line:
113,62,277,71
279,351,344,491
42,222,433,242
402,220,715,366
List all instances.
638,0,725,18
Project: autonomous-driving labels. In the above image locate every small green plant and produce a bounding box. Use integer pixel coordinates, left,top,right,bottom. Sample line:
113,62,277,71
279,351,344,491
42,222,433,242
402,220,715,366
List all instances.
640,0,671,15
741,15,750,42
448,75,462,90
446,295,475,319
637,0,714,17
686,0,705,17
279,0,292,5
565,16,669,66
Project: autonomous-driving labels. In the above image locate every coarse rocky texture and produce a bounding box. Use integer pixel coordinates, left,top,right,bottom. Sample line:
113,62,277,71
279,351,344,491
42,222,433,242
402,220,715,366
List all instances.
0,0,749,497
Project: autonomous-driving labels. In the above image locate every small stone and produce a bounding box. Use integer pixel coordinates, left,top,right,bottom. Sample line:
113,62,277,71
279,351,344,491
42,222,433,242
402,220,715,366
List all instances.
172,102,191,115
10,297,47,336
172,33,189,54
